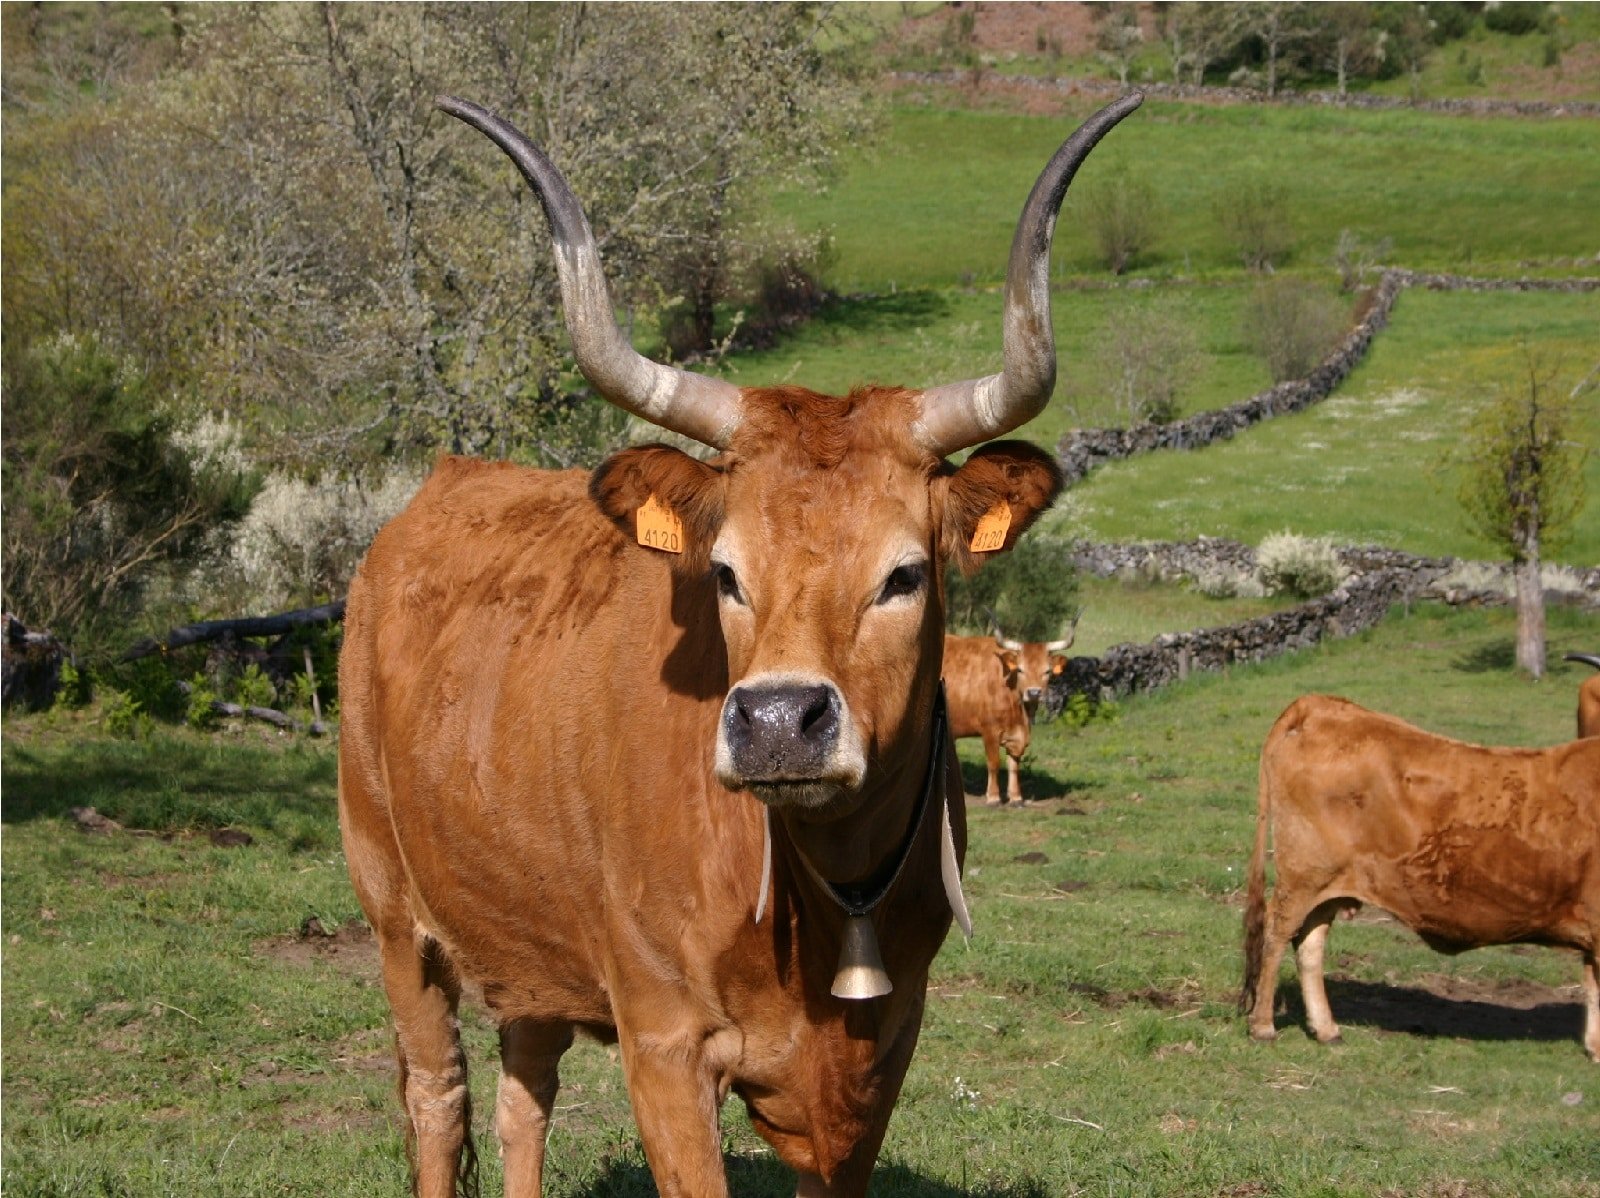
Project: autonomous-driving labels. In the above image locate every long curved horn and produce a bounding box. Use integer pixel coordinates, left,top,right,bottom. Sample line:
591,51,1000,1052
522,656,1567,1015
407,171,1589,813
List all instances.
1565,653,1600,671
438,96,744,449
914,93,1144,457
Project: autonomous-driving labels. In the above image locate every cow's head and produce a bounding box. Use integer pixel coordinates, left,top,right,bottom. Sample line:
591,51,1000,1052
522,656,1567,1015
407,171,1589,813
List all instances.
440,94,1140,816
993,611,1079,721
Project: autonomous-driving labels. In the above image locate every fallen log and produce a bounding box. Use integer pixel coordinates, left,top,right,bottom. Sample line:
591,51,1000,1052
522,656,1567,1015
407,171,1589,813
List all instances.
173,679,325,734
122,600,346,662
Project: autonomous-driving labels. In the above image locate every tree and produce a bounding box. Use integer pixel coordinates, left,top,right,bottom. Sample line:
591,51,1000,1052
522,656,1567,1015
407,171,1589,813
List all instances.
2,3,867,472
1242,277,1346,383
1093,6,1145,86
945,535,1081,643
1091,297,1199,425
1216,178,1295,272
1234,2,1314,97
1,335,258,655
1455,347,1590,680
1080,171,1160,275
1317,3,1379,96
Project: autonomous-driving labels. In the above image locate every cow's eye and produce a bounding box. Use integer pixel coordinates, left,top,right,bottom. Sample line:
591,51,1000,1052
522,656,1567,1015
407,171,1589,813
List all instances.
713,563,744,605
877,562,926,605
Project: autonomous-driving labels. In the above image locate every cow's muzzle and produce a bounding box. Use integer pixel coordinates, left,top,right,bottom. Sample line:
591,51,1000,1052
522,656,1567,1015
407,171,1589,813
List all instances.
717,679,862,806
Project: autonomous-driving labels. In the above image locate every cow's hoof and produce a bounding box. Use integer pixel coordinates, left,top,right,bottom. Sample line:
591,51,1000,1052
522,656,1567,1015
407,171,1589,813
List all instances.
1248,1028,1278,1045
1318,1033,1345,1047
984,797,1005,808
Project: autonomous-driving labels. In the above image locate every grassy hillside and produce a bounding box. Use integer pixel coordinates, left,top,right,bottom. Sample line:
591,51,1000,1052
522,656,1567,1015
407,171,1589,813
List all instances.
775,102,1600,292
1055,287,1600,563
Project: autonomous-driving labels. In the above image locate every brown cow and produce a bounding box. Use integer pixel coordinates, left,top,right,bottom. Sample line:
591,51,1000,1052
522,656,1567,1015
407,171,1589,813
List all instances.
993,617,1076,722
1565,653,1600,738
943,634,1032,806
1241,694,1600,1061
339,93,1142,1197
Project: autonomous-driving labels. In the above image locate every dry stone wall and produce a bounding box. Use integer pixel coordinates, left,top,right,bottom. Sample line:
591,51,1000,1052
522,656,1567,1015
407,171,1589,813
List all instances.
1058,271,1600,485
1049,540,1600,712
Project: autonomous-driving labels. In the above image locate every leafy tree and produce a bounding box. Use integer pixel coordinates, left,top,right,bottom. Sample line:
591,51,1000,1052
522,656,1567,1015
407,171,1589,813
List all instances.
2,3,868,473
1,335,258,655
946,535,1081,644
1454,346,1589,680
1093,6,1145,86
1217,178,1295,272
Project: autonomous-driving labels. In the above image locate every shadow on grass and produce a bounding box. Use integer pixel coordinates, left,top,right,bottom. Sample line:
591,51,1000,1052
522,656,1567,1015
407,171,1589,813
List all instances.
1452,638,1516,673
579,1157,1046,1197
1280,977,1586,1045
958,758,1085,805
0,735,337,833
809,290,955,339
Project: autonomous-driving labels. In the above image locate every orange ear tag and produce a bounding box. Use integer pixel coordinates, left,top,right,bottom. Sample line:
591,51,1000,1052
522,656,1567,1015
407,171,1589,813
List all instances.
636,494,684,554
969,500,1012,553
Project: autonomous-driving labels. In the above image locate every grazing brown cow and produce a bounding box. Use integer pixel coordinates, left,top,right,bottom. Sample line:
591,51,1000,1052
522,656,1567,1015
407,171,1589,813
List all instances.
943,634,1032,806
339,93,1142,1197
1565,653,1600,738
1240,694,1600,1061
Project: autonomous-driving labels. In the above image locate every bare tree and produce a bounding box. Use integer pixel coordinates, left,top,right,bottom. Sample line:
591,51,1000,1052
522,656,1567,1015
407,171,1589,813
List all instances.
1318,2,1378,97
1093,6,1145,86
1235,2,1313,97
1092,296,1200,425
1080,171,1160,275
1455,347,1590,680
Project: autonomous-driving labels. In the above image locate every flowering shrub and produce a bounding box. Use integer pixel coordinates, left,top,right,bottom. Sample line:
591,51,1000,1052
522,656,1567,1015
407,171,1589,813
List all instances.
1255,531,1348,599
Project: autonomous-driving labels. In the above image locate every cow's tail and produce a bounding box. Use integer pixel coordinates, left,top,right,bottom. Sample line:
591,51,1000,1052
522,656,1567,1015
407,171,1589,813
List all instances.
1239,736,1275,1015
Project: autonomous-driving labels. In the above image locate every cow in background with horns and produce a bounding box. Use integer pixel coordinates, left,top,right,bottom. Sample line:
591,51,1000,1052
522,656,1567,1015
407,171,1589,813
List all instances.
1565,653,1600,738
338,93,1143,1196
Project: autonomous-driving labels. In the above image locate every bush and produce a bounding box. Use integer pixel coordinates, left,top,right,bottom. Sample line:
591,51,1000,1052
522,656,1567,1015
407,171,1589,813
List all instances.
1243,278,1347,383
1091,297,1200,425
1483,3,1547,36
1081,172,1160,275
100,689,150,739
1,334,258,656
218,466,423,612
1216,180,1294,272
946,534,1081,642
1255,531,1347,599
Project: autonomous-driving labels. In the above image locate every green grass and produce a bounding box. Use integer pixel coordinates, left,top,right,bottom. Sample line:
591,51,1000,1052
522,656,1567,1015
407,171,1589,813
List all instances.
713,279,1283,444
774,102,1600,292
1054,287,1600,564
1069,574,1302,658
7,604,1600,1197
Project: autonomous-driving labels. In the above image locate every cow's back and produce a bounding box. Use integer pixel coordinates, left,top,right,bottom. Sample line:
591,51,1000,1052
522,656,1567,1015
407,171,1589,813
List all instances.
942,635,1017,741
1263,695,1600,952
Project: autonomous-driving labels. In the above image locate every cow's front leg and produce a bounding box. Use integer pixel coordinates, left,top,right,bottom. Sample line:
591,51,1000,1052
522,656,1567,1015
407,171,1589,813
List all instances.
619,1033,729,1197
981,731,1004,806
1005,751,1023,805
1582,952,1599,1063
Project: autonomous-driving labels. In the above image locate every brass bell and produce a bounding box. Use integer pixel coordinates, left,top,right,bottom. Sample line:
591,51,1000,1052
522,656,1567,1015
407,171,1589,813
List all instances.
831,914,892,1000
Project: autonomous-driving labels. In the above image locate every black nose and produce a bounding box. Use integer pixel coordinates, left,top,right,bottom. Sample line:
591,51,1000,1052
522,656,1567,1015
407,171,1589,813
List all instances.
722,682,841,778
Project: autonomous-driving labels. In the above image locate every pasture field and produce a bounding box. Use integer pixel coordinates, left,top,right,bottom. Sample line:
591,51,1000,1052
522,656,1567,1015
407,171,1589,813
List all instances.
714,279,1283,441
773,102,1600,292
1055,287,1600,565
5,602,1598,1197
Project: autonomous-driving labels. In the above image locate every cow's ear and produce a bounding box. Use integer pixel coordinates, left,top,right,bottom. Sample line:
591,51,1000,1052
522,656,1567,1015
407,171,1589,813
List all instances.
938,440,1063,575
997,650,1020,675
590,445,726,571
1051,657,1067,676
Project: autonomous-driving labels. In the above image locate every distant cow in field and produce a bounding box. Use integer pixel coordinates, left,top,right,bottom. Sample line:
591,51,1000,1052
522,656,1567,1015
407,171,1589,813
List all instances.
1565,653,1600,738
992,616,1076,722
1241,694,1600,1061
339,93,1142,1196
943,633,1032,806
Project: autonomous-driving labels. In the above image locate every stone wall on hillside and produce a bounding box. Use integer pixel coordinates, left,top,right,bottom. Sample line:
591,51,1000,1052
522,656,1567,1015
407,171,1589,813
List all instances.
1057,271,1600,485
893,71,1600,119
1048,539,1600,713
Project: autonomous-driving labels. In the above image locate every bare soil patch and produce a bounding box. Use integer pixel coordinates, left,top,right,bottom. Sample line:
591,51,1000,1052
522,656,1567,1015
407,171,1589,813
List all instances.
255,920,378,981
